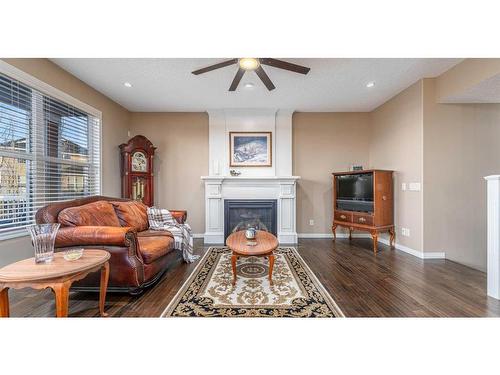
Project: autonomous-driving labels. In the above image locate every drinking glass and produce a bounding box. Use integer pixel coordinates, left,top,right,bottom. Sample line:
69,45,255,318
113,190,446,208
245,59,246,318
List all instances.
26,223,60,263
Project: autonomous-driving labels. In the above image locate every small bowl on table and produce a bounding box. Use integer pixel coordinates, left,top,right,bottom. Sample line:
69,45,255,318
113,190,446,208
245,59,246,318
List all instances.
63,248,84,261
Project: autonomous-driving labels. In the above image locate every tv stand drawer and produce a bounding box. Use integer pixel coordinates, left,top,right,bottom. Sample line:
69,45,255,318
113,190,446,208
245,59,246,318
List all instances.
334,211,352,223
353,213,374,226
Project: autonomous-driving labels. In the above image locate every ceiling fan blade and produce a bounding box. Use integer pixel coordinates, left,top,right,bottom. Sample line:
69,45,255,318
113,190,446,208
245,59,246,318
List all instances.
229,68,245,91
260,58,310,75
255,66,276,91
192,59,238,75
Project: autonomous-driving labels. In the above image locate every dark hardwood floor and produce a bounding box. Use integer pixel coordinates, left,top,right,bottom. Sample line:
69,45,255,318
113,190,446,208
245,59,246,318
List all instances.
6,238,500,317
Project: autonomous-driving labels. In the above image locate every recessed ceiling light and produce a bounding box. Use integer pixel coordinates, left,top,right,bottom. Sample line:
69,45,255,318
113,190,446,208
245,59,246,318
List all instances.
366,81,375,88
244,82,254,89
124,82,132,88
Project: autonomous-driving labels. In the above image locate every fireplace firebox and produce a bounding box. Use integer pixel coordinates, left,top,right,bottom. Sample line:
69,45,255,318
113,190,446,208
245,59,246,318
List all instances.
224,200,277,242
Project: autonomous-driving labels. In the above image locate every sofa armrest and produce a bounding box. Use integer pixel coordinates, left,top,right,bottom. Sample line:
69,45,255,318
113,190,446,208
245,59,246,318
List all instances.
169,210,187,224
55,226,136,247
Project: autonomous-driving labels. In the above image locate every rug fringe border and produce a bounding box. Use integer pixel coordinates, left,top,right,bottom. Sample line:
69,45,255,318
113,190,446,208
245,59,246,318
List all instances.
160,245,216,317
285,247,345,317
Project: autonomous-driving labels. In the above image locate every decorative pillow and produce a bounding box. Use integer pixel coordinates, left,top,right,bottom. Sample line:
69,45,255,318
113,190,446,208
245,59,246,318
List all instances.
58,201,121,227
111,200,149,232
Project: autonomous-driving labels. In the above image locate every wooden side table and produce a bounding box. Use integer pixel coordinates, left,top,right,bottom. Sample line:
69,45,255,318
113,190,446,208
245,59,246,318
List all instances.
226,230,279,285
0,249,110,318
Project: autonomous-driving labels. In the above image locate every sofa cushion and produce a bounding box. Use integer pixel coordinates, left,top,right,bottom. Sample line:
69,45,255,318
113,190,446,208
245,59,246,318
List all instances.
111,200,149,232
138,236,174,264
137,229,174,238
58,201,121,227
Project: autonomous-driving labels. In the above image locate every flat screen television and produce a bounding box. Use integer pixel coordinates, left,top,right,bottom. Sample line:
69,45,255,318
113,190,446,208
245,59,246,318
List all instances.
336,173,374,201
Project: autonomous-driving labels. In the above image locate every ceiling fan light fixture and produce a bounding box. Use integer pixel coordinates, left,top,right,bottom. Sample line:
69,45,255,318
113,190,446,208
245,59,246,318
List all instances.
239,58,260,71
191,58,310,91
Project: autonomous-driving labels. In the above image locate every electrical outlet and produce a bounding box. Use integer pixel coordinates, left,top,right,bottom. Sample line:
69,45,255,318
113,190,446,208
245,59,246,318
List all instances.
127,130,131,137
309,219,314,226
401,228,410,237
402,183,407,191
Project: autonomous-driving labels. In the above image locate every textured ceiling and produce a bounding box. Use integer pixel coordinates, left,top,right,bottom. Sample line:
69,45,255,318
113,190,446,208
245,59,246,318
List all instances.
442,73,500,103
51,58,461,112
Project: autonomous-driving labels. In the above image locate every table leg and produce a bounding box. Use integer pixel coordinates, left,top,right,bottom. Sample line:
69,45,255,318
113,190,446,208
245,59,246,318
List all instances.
371,231,379,255
389,227,396,249
268,254,275,285
332,224,337,241
99,262,109,317
52,281,71,318
231,254,237,286
0,287,9,318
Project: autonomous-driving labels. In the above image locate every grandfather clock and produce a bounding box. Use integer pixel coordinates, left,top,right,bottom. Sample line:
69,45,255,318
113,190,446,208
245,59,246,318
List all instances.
119,135,156,207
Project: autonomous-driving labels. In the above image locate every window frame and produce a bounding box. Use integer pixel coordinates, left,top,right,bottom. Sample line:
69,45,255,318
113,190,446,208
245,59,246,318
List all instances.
0,60,102,240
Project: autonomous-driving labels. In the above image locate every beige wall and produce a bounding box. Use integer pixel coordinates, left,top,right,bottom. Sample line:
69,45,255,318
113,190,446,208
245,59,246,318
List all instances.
293,113,371,234
129,112,209,234
0,59,130,266
423,78,500,271
369,81,424,251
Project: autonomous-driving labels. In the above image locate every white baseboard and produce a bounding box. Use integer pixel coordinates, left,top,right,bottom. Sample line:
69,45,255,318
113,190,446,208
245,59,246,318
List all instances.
298,233,445,260
278,233,298,244
377,238,445,259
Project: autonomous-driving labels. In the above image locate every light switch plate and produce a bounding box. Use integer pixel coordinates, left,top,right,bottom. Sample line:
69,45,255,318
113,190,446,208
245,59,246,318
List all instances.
408,182,421,191
402,183,407,191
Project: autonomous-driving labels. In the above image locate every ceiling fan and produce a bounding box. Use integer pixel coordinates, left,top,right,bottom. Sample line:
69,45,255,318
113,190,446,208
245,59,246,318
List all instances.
191,58,310,92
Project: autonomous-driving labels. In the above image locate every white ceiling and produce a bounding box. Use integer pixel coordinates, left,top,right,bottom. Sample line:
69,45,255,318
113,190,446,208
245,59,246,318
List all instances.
51,58,461,112
442,73,500,103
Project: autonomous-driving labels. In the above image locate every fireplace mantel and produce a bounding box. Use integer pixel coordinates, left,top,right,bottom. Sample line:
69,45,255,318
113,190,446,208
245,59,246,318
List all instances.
201,175,300,244
201,176,300,182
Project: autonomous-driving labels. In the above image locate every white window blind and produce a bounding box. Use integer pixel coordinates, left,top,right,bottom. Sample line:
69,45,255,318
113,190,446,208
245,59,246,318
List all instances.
0,72,101,238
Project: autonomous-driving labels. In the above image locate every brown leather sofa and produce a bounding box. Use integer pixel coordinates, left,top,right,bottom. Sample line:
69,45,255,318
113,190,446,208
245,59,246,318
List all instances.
35,196,186,295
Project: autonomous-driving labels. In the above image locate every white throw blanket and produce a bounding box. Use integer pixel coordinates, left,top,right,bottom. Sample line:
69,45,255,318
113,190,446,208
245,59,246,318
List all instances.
147,207,199,263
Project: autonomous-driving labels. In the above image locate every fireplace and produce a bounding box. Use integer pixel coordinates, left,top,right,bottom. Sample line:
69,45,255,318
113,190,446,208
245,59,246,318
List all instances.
202,176,299,244
224,200,277,241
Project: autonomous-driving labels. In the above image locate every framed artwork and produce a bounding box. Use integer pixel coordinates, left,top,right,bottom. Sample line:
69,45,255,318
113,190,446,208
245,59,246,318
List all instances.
229,131,272,167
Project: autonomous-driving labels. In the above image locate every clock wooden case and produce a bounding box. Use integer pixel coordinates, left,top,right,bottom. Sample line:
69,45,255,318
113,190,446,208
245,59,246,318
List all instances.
119,135,156,207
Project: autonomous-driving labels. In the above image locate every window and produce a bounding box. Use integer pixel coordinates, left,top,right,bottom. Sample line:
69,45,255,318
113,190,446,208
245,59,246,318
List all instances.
0,73,100,238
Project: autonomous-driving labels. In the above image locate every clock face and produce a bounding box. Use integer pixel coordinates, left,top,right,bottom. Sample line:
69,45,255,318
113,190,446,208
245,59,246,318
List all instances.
131,151,148,172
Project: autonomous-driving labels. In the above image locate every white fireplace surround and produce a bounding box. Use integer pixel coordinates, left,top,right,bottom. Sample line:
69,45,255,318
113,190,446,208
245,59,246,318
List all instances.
202,176,300,243
202,109,299,244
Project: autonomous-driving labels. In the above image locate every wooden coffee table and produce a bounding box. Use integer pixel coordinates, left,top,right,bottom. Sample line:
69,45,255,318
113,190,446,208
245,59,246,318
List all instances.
0,249,110,318
226,230,279,285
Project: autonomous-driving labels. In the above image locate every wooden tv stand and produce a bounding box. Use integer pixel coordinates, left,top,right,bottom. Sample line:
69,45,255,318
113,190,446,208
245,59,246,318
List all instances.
332,169,395,254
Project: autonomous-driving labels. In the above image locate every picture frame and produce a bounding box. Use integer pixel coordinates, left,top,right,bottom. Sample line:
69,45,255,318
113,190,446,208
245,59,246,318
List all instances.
229,131,272,167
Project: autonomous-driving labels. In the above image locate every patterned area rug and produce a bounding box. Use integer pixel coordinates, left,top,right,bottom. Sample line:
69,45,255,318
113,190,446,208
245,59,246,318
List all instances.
162,247,344,317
